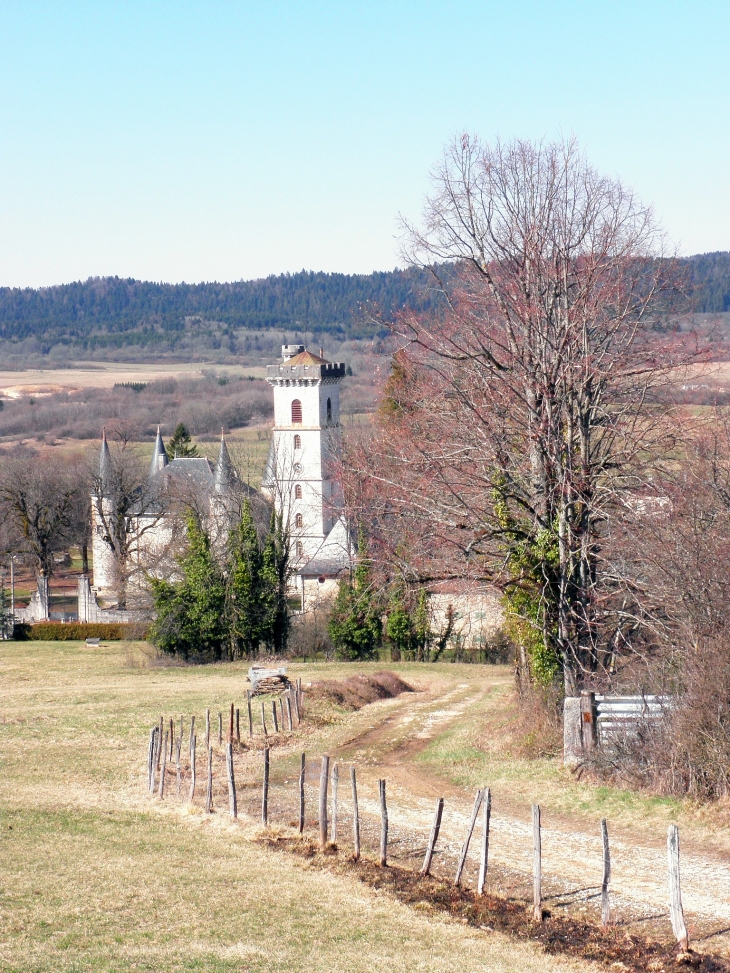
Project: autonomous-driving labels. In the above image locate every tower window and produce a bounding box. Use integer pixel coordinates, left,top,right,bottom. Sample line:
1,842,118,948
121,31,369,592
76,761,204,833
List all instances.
291,399,302,424
294,484,302,499
293,434,301,450
296,541,304,557
327,397,332,422
295,513,303,528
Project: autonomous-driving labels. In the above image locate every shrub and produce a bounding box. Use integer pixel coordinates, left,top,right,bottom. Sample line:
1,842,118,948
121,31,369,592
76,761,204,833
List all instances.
16,622,147,641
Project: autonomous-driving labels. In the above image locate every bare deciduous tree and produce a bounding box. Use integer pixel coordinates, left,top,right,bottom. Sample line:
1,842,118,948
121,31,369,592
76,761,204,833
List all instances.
347,135,696,694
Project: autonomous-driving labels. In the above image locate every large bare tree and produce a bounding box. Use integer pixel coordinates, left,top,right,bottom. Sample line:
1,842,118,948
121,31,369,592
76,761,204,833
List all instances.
347,135,695,694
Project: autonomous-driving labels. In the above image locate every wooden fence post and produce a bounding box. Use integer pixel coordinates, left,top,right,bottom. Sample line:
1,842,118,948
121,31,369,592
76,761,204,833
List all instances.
189,734,197,803
247,690,253,737
235,707,240,745
379,779,388,867
351,766,360,861
286,695,294,732
175,735,182,799
227,741,237,819
421,798,444,876
156,717,163,770
532,804,542,921
205,747,213,813
319,755,330,848
189,715,195,757
477,788,491,894
667,824,689,950
147,726,157,793
455,789,483,886
158,730,169,798
228,703,234,743
331,763,339,844
601,817,611,928
292,686,301,725
179,714,184,753
271,700,279,733
169,717,174,760
205,708,210,750
298,753,306,833
218,711,222,747
261,702,268,737
262,746,270,825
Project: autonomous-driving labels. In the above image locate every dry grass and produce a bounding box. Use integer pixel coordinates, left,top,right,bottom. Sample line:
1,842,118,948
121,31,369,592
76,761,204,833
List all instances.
0,641,596,973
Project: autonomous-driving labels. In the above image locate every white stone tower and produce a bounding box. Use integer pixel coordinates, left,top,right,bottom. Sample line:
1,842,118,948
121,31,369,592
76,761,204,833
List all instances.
263,345,347,567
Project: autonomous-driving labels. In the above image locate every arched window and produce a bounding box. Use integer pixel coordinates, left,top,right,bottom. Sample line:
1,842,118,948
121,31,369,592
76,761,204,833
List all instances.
326,397,332,422
296,541,304,557
291,399,302,424
294,484,302,499
293,434,301,450
295,513,303,528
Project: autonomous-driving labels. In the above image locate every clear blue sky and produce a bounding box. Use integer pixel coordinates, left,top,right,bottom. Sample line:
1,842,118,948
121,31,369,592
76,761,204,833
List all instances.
1,1,728,288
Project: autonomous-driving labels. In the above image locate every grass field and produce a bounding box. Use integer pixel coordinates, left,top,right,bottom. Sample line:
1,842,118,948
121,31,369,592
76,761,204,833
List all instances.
0,641,604,973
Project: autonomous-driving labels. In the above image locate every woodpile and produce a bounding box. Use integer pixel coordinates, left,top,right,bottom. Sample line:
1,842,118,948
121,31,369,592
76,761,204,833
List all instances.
248,665,291,695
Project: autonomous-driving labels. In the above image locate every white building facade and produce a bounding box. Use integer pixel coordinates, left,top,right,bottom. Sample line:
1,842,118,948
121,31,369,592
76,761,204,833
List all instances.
262,345,353,596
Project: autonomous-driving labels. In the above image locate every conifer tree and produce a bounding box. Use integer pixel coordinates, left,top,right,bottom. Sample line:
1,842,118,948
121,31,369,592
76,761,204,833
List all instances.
166,423,198,460
261,509,290,654
149,516,226,660
385,584,412,660
328,526,381,660
226,499,264,658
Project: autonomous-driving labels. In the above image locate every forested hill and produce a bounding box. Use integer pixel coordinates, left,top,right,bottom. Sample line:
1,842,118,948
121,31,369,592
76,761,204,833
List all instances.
0,268,440,347
0,254,728,359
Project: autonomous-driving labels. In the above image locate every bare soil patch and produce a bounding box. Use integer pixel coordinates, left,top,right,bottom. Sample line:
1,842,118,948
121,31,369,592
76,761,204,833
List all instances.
260,833,729,973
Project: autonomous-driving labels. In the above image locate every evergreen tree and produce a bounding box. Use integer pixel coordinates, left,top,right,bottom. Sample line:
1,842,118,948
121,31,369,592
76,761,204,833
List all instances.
328,526,381,660
412,588,432,661
385,584,412,660
166,423,199,460
0,579,11,639
226,500,264,658
261,509,290,654
149,516,226,660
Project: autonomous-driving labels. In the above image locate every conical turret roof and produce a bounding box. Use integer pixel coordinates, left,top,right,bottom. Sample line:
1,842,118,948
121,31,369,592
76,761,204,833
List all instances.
149,426,168,479
214,429,234,493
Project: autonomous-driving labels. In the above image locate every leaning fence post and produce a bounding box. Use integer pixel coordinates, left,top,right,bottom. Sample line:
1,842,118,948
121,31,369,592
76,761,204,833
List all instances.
667,824,689,950
271,700,279,733
247,690,253,737
261,702,268,737
421,798,444,876
205,747,213,813
292,686,301,725
235,707,240,745
351,766,360,860
379,779,388,866
286,695,294,732
227,740,237,819
156,716,163,770
147,727,156,792
299,753,306,833
331,763,339,844
477,788,491,894
158,730,168,798
262,746,270,825
319,755,330,848
601,817,611,927
455,789,483,886
532,804,542,921
189,734,197,803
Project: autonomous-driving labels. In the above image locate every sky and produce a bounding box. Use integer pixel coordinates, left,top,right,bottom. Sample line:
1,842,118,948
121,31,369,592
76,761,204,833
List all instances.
1,1,729,288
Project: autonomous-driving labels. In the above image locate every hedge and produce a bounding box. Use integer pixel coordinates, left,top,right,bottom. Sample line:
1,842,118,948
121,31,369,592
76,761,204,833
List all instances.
13,622,148,641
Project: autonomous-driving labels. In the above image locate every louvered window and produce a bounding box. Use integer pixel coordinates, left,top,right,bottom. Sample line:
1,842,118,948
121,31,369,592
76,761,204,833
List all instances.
295,484,302,499
291,399,302,424
293,434,301,450
295,513,303,528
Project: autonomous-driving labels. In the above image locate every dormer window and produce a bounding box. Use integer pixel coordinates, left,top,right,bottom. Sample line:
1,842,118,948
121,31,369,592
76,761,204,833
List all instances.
291,399,302,424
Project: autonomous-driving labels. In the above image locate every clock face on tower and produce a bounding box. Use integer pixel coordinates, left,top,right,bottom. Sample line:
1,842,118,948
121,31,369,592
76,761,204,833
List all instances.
293,463,302,474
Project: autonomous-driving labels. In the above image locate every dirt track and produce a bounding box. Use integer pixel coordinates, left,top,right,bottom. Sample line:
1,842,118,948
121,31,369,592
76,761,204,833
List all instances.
319,679,730,955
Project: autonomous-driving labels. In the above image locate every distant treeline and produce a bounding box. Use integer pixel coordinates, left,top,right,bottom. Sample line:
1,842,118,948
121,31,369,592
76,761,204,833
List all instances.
0,255,728,356
0,268,443,352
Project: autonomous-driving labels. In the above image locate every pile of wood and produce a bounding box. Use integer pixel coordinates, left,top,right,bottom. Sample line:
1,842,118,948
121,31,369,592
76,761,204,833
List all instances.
248,665,291,695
